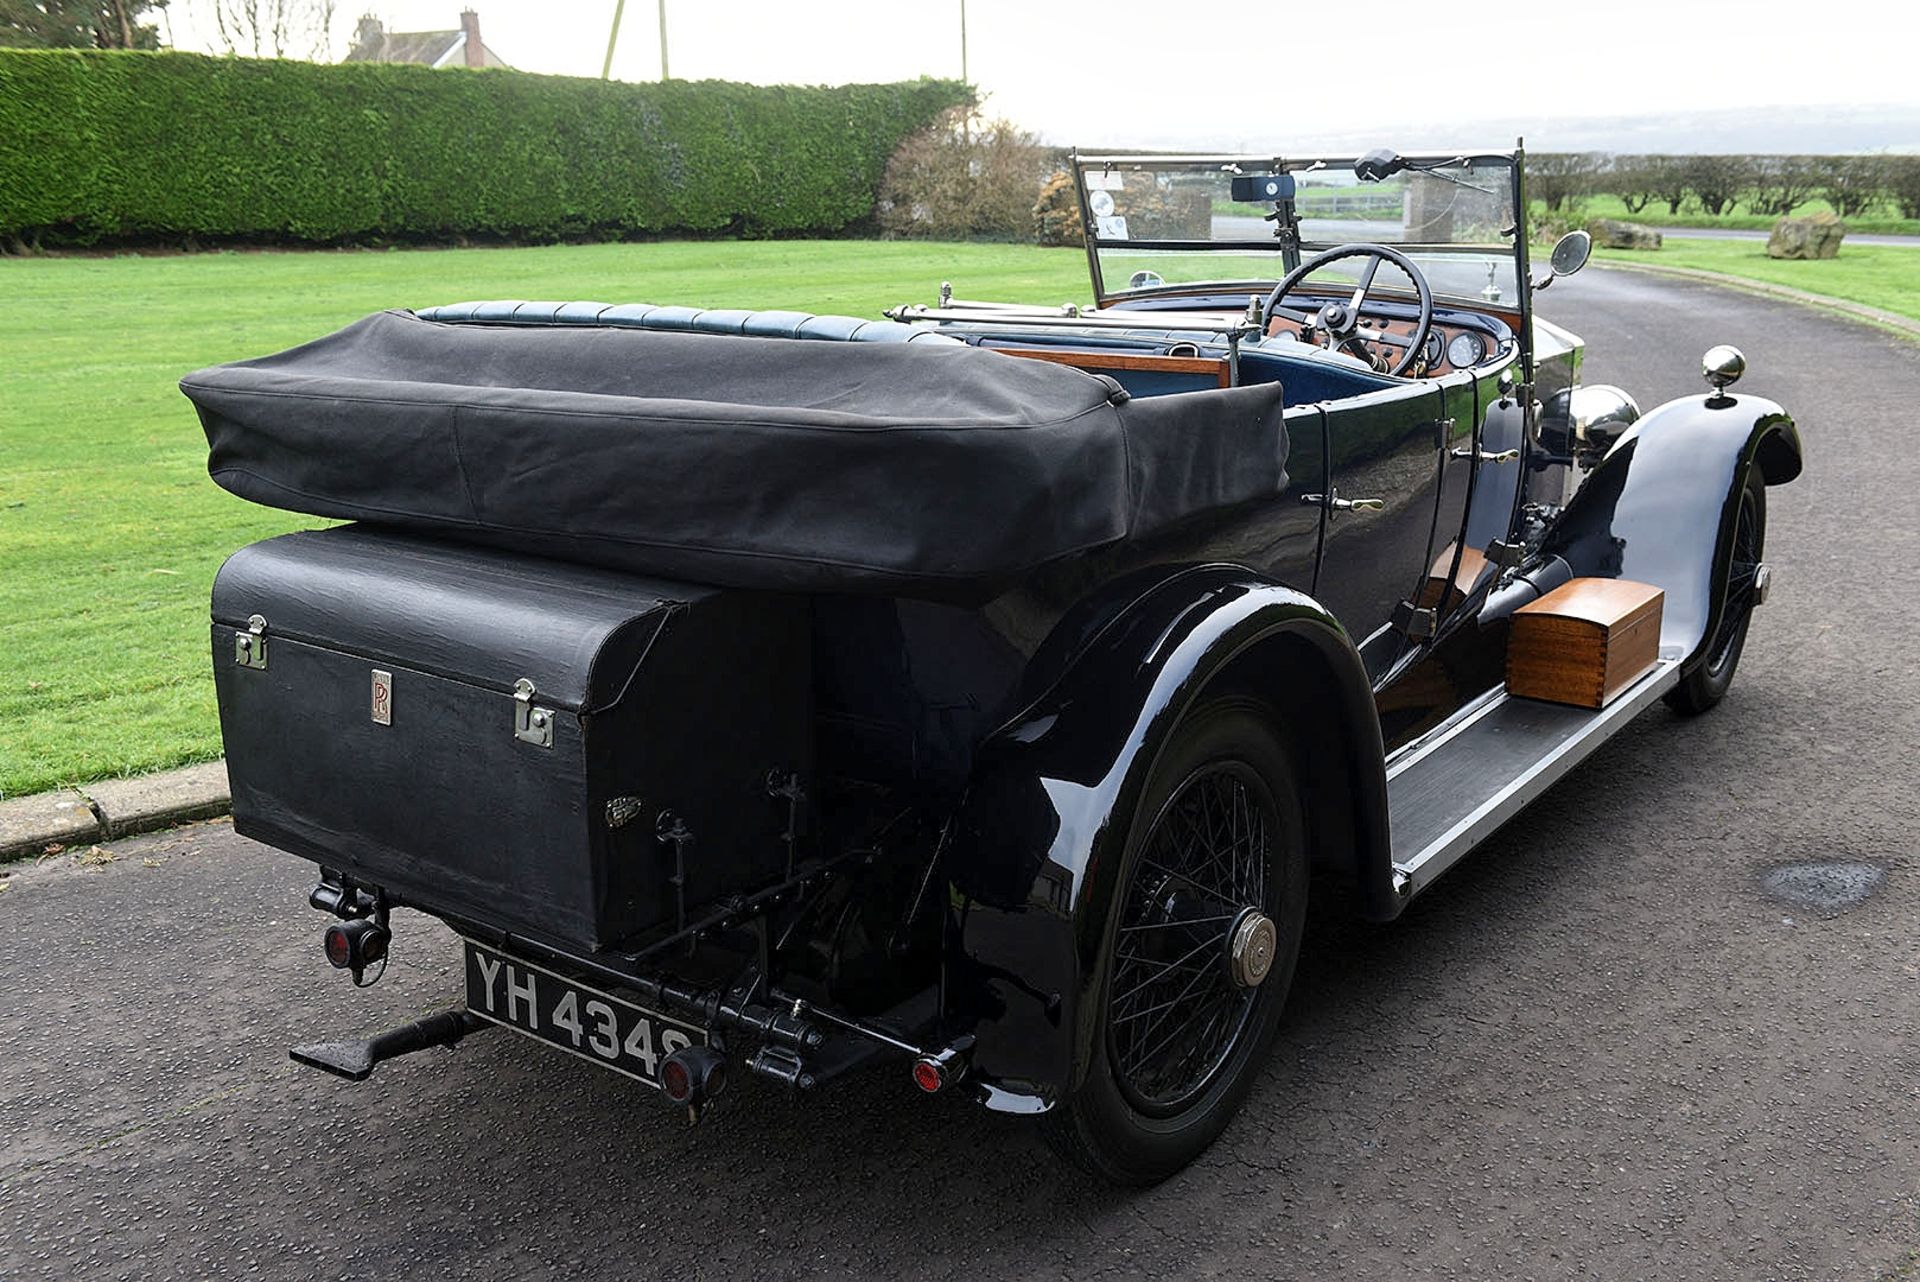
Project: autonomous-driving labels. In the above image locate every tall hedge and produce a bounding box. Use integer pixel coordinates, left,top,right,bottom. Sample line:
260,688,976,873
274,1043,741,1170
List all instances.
0,50,971,245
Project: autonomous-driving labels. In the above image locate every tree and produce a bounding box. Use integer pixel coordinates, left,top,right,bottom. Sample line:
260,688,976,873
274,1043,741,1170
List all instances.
1884,155,1920,221
1682,154,1754,216
0,0,165,48
1643,155,1692,215
1746,155,1819,217
205,0,332,59
1814,154,1885,219
1608,155,1659,214
1530,152,1607,211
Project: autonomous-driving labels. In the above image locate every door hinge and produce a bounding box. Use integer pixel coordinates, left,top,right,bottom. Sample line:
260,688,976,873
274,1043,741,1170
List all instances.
1427,417,1457,450
234,614,268,669
1300,489,1385,515
1392,601,1437,640
1450,446,1521,464
1486,538,1526,570
512,677,554,748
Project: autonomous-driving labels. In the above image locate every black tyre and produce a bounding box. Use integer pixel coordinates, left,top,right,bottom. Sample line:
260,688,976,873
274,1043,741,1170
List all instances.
1665,467,1767,716
1042,696,1308,1184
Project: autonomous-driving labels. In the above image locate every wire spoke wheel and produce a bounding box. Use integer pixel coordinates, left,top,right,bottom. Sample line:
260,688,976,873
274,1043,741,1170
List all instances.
1666,467,1768,717
1706,482,1763,677
1045,697,1306,1184
1107,761,1276,1115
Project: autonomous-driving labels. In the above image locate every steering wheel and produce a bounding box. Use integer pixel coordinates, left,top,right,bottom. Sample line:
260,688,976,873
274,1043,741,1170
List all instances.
1263,243,1434,377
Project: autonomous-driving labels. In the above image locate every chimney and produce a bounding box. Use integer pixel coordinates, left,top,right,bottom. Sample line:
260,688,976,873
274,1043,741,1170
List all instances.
461,10,484,68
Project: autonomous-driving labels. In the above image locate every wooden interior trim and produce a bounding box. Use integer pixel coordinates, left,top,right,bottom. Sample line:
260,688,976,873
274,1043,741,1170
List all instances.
995,347,1232,388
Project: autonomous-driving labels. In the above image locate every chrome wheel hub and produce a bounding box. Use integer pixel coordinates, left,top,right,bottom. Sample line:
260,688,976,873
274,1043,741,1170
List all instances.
1227,909,1277,989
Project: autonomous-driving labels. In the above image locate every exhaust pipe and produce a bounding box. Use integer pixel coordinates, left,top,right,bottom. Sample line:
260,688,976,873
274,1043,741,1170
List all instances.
291,1009,490,1082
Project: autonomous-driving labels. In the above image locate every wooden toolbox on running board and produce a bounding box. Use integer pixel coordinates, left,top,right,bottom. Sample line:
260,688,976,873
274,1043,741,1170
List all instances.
1507,578,1665,709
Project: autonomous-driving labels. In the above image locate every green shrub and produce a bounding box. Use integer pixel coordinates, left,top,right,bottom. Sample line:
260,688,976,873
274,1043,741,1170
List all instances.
875,106,1051,242
1031,170,1081,247
0,50,971,245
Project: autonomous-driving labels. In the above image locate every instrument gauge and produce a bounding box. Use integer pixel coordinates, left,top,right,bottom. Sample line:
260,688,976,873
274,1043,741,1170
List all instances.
1446,331,1487,368
1421,331,1444,370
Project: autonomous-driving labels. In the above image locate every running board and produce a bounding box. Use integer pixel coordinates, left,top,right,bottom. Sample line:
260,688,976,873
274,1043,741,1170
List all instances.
1386,658,1682,899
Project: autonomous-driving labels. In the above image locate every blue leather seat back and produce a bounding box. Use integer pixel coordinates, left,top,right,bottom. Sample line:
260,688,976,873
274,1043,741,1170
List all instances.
413,300,963,346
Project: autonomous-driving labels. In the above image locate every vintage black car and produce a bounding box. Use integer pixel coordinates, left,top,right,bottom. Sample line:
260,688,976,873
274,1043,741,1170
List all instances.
183,147,1801,1183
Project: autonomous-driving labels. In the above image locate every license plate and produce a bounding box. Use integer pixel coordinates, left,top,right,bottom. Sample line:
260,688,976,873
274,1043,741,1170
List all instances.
463,940,704,1088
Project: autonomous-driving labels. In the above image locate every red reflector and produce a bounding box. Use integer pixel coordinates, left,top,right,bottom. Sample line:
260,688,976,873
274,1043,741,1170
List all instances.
911,1059,943,1094
661,1058,693,1103
323,926,352,968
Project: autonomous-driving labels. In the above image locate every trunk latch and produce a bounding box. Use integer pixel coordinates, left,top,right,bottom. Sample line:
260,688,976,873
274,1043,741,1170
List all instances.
512,678,554,748
234,614,269,669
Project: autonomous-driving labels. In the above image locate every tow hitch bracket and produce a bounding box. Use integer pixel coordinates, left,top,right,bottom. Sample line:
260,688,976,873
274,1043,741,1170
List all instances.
290,1008,491,1082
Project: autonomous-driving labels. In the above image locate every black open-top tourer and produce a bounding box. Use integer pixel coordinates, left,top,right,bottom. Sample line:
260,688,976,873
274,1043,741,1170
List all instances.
184,146,1800,1182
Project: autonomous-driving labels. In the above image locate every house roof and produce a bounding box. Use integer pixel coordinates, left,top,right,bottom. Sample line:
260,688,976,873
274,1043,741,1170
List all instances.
342,28,464,65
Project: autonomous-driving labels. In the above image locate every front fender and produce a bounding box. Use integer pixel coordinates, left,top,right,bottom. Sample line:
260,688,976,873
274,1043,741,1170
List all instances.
941,566,1386,1111
1543,391,1800,665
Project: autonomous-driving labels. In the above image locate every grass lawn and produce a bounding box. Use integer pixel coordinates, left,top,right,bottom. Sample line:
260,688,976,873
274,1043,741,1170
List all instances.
1540,194,1920,238
1593,237,1920,325
0,239,1090,800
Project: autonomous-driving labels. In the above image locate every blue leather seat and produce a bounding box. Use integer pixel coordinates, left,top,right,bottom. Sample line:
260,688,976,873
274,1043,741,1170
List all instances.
414,301,962,346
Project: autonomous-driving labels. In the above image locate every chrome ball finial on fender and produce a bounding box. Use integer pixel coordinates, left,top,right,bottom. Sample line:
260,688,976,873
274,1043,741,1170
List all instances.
1703,344,1747,392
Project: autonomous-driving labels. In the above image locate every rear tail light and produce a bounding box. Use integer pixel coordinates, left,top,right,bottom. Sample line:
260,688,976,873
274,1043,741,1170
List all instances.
910,1036,975,1095
322,919,389,972
661,1046,727,1106
323,924,353,968
911,1058,945,1093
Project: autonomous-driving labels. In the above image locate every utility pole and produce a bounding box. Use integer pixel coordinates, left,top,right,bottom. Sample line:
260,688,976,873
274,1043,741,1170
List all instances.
602,0,667,80
601,0,624,78
959,0,968,83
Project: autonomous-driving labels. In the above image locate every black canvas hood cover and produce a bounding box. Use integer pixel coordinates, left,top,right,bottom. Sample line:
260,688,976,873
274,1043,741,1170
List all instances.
183,308,1289,595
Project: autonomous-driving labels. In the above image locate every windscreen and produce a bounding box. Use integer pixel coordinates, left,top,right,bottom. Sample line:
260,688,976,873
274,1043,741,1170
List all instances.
1082,155,1522,307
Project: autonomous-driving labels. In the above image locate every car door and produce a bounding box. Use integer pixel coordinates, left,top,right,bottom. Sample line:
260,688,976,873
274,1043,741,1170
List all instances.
1309,382,1462,684
1417,373,1501,632
1370,367,1523,749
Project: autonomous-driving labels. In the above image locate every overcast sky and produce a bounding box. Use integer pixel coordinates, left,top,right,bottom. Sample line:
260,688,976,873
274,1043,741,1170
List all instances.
162,0,1913,151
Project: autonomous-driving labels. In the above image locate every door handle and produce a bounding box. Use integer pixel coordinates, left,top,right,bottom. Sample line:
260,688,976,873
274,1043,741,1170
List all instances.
1300,491,1385,513
1450,447,1521,463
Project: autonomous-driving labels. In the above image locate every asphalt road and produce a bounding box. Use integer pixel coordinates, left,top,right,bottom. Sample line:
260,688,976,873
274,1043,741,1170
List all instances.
4,268,1918,1281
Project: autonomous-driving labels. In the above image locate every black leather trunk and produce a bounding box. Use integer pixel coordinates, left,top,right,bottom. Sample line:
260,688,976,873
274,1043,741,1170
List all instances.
211,526,811,951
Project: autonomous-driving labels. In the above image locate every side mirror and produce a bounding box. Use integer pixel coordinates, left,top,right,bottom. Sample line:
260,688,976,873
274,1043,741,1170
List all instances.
1551,229,1593,276
1534,229,1592,291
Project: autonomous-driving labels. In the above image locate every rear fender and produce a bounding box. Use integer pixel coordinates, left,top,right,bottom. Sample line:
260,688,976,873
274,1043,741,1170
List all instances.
940,566,1388,1112
1543,391,1799,665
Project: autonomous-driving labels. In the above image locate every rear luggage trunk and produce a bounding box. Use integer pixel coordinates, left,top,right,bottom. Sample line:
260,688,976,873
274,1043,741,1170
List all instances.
212,525,811,951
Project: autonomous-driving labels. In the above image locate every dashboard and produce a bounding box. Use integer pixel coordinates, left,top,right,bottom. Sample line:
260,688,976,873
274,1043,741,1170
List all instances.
1267,308,1502,376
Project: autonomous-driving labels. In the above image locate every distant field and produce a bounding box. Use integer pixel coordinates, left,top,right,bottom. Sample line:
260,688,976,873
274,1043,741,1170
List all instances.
0,240,1090,801
1594,237,1920,325
1542,194,1920,238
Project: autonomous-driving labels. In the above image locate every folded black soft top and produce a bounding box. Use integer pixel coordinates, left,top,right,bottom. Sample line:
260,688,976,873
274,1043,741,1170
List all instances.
182,308,1289,595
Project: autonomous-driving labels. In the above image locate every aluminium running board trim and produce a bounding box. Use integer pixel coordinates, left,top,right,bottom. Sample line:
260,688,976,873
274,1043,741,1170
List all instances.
1387,658,1682,899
